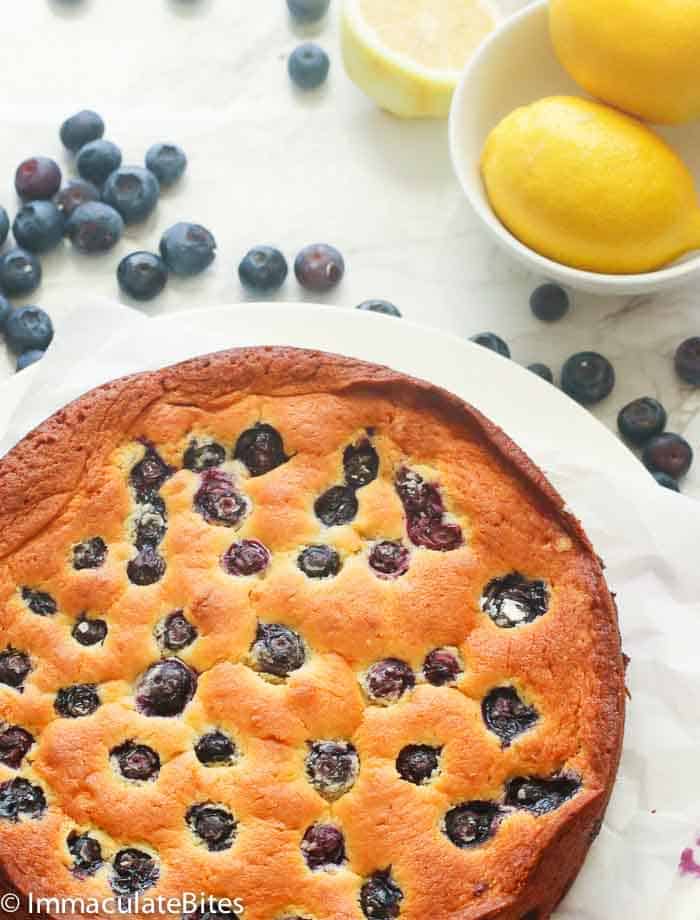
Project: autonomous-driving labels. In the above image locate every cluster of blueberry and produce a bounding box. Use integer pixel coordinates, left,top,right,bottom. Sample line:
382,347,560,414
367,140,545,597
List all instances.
471,283,698,493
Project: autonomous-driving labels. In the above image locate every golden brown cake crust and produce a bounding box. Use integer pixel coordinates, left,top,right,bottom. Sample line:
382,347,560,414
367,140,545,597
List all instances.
0,346,625,920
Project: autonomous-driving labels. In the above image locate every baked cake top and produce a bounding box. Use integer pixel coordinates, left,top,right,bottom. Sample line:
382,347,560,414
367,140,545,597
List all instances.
0,347,625,920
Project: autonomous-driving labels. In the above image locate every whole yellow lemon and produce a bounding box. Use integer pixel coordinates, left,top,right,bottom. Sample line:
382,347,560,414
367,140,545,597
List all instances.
550,0,700,125
481,96,700,274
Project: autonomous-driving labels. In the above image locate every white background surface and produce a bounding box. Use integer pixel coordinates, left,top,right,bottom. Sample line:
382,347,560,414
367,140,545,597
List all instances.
0,0,698,495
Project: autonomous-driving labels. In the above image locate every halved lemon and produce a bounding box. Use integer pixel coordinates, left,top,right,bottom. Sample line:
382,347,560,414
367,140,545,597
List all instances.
341,0,496,118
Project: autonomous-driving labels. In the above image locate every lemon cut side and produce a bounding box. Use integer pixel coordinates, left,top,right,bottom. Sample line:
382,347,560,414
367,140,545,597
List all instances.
341,0,496,118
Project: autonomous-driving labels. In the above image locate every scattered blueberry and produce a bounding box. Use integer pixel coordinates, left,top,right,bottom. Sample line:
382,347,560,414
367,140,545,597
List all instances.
67,831,103,877
444,801,502,848
102,166,160,224
66,202,124,254
145,143,187,186
368,541,409,578
72,615,108,647
22,587,57,616
54,684,101,719
5,306,53,353
160,222,216,275
131,445,172,497
360,871,403,919
356,299,402,318
73,536,107,570
238,246,288,292
287,0,330,22
251,623,305,678
0,248,42,296
674,338,700,386
423,648,462,686
183,440,226,471
344,439,379,488
305,741,359,801
127,545,166,585
136,659,197,717
298,544,340,578
194,469,249,527
117,251,168,301
395,467,463,551
481,572,549,629
112,741,160,781
642,432,693,479
234,423,288,476
0,777,46,822
187,803,236,851
0,206,9,246
195,731,236,766
12,201,65,253
301,823,345,869
528,363,554,383
505,775,581,816
0,648,31,690
617,397,667,446
482,687,538,746
16,349,45,372
76,139,122,185
60,110,105,152
15,157,62,201
111,848,159,896
314,485,358,526
652,471,680,492
222,539,271,576
470,332,510,358
55,179,100,217
396,744,441,784
365,658,414,704
0,726,34,769
288,43,330,90
157,611,197,651
294,243,344,292
561,351,615,404
530,283,570,322
134,498,168,549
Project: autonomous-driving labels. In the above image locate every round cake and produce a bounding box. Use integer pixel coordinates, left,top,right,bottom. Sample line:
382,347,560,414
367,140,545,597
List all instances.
0,347,625,920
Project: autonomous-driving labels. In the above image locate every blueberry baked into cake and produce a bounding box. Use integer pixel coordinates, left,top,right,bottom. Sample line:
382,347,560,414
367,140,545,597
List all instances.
0,347,625,920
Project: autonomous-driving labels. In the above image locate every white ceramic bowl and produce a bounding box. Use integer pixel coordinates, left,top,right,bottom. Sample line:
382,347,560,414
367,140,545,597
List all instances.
448,0,700,295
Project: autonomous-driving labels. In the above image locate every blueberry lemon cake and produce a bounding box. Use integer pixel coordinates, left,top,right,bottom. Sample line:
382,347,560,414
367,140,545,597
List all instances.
0,347,625,920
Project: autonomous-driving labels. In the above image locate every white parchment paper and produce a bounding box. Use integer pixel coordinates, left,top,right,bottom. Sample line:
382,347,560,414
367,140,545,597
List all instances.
1,301,699,920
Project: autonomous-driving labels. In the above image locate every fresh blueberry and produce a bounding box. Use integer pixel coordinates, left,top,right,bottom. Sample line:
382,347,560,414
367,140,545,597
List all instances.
444,801,502,848
4,306,53,353
0,248,42,297
22,587,57,616
674,338,700,386
481,572,549,629
251,623,305,678
134,497,167,549
0,296,10,332
157,610,197,651
136,659,197,717
305,741,359,801
66,202,123,254
294,243,344,292
287,0,330,22
112,741,160,781
0,207,9,246
222,539,270,576
530,283,570,322
117,251,168,301
187,803,236,851
60,110,105,152
76,139,122,185
360,871,403,919
127,545,166,585
617,397,667,446
561,352,615,404
0,777,46,822
67,831,103,877
55,179,100,217
234,423,288,476
16,349,45,372
470,332,510,358
423,648,462,686
365,658,414,703
505,775,581,816
528,363,554,383
15,157,62,201
12,201,65,253
194,469,249,527
642,433,693,479
0,648,31,690
368,541,409,579
343,439,379,488
314,485,358,526
0,726,34,769
145,143,187,186
356,300,402,318
73,536,107,570
298,544,340,578
301,823,345,869
184,440,227,471
195,731,236,766
288,43,330,90
130,445,172,497
396,744,441,784
72,615,108,647
238,246,288,292
653,471,680,492
160,222,216,275
111,848,159,896
54,684,101,718
102,167,160,223
482,687,539,746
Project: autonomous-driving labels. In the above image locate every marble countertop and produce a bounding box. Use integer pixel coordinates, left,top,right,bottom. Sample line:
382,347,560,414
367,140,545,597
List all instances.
0,0,698,496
